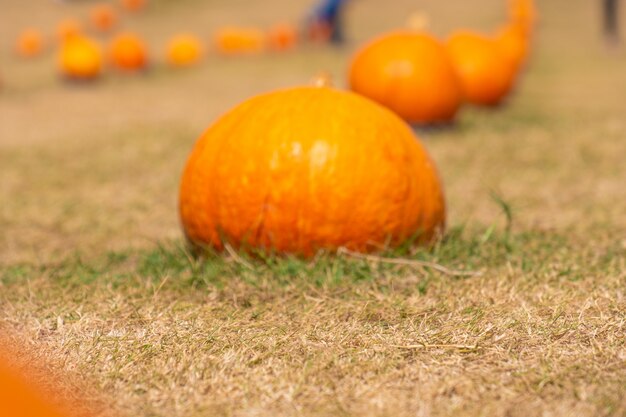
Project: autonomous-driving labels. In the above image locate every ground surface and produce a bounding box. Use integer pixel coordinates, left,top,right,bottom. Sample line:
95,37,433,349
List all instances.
1,1,625,416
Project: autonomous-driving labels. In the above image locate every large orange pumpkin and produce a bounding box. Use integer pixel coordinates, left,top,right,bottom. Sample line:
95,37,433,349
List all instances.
446,31,517,106
349,31,462,125
89,4,118,33
267,23,298,52
214,27,265,55
179,82,446,256
56,19,82,43
120,0,147,13
15,29,45,58
59,36,103,81
108,32,148,72
166,34,203,68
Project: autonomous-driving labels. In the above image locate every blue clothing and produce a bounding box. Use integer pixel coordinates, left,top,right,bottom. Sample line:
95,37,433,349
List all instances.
316,0,348,21
312,0,349,43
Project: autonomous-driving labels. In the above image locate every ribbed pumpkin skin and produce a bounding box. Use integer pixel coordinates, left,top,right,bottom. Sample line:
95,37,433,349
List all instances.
349,32,462,125
447,31,517,106
179,87,446,256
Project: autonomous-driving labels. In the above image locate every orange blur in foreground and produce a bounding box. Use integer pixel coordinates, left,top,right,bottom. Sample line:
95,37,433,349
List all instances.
0,355,69,417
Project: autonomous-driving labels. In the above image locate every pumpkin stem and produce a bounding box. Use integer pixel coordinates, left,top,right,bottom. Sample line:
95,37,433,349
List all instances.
407,11,430,32
311,72,333,88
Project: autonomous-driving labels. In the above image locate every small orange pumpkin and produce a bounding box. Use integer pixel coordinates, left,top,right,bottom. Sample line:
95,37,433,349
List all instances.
56,19,82,43
446,31,518,106
307,20,332,44
15,29,45,58
59,36,103,81
89,4,118,33
166,34,203,68
509,0,537,34
179,80,446,256
495,23,529,71
349,30,462,124
120,0,147,13
108,32,148,72
267,23,298,52
214,27,265,55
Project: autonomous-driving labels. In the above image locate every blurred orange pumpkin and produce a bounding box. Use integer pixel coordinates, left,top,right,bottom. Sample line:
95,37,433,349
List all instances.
120,0,147,13
495,23,529,71
446,31,517,106
214,27,265,55
59,36,103,81
15,29,45,58
267,23,298,52
166,34,203,67
509,0,537,35
179,81,446,256
349,30,462,124
0,359,69,417
56,19,82,43
89,4,118,33
108,32,148,72
307,20,332,43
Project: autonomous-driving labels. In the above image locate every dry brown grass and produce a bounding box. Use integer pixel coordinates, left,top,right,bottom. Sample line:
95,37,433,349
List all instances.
1,1,625,416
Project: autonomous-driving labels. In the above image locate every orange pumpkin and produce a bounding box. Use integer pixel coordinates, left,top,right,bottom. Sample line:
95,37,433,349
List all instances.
495,23,529,71
0,361,65,417
446,31,517,106
166,34,203,68
56,19,82,42
267,23,298,52
0,358,69,417
59,36,103,81
15,29,45,58
214,27,265,55
120,0,147,13
349,31,462,125
509,0,537,34
307,20,332,44
89,4,118,33
179,81,446,256
108,32,148,72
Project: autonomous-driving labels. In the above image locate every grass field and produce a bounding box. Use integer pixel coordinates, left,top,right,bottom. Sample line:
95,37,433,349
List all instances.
1,0,625,416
